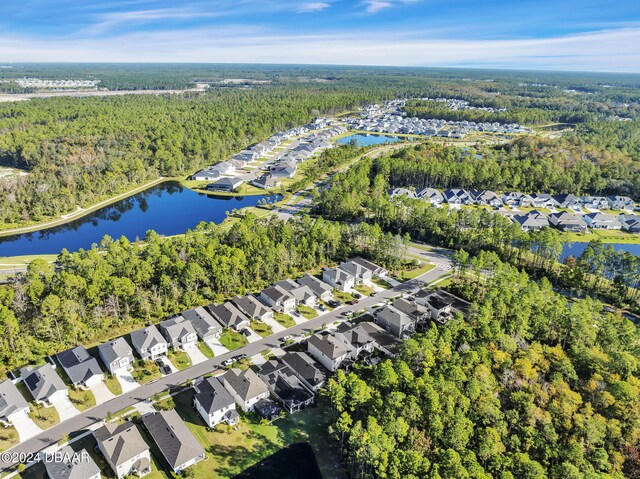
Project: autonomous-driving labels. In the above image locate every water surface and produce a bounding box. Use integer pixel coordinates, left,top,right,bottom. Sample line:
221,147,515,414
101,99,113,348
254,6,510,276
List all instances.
561,242,640,261
336,133,404,146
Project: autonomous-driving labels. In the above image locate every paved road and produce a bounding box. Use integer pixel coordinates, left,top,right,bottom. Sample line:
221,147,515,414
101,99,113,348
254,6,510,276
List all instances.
0,263,450,471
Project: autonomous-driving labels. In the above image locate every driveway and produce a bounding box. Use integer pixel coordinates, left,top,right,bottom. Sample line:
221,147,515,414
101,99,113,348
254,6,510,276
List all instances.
184,346,208,365
289,312,306,326
115,369,140,394
11,413,42,442
90,381,116,405
205,337,229,357
250,353,267,367
262,316,286,333
158,357,178,376
50,396,80,422
244,328,263,343
133,399,156,416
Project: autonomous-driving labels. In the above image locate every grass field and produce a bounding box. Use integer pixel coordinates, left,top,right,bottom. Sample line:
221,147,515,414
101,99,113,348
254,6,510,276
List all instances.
219,329,249,350
333,290,355,303
28,403,59,430
0,426,19,452
132,360,162,384
198,341,215,359
274,312,296,328
249,320,274,338
168,349,193,370
0,254,57,267
355,284,376,296
396,262,436,281
68,388,96,412
104,374,123,396
563,229,640,244
297,305,318,319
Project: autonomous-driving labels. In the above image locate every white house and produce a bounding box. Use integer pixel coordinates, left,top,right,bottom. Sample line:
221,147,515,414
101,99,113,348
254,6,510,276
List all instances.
95,421,152,479
307,333,350,372
220,368,270,412
98,337,135,374
260,285,296,313
193,376,239,428
130,326,168,360
322,267,355,292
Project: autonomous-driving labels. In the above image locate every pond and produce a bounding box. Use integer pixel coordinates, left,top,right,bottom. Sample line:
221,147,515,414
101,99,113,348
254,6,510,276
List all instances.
336,133,404,146
234,442,322,479
561,242,640,261
0,181,277,257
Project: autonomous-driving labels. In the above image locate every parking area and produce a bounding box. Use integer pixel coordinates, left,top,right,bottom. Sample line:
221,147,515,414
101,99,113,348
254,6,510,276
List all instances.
50,396,80,422
115,369,140,394
11,413,42,442
89,381,116,405
157,357,178,376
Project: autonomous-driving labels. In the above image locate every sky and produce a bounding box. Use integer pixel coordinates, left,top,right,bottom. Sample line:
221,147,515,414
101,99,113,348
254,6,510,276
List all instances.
1,0,640,72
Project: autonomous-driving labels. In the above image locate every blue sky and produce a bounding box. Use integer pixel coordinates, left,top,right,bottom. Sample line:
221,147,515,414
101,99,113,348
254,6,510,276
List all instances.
1,0,640,71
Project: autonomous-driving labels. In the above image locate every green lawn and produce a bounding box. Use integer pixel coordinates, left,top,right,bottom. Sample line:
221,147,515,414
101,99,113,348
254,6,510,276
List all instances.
249,320,274,338
563,229,640,244
132,360,162,385
68,388,96,412
163,390,345,479
355,284,376,296
0,426,19,452
297,305,318,319
168,349,193,370
274,312,296,328
372,277,393,289
104,374,123,396
29,403,59,430
333,290,355,303
396,262,436,281
198,341,215,359
219,329,249,350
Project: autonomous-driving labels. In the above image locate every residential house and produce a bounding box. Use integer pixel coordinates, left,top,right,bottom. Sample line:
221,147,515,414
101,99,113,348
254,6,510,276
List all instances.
581,196,609,210
191,161,235,181
333,323,376,359
206,177,244,192
20,364,67,406
607,195,635,210
271,165,296,178
208,302,251,330
193,376,239,428
548,212,588,233
351,257,387,277
530,194,558,208
391,297,430,326
95,421,151,479
259,286,296,313
220,368,270,412
306,333,350,372
130,326,168,360
274,280,317,307
512,210,550,232
553,194,581,209
258,361,315,413
443,189,472,205
180,307,223,342
231,295,274,322
44,446,101,479
142,410,206,473
280,352,328,392
416,187,444,206
56,346,104,389
98,337,135,375
0,380,30,427
388,188,415,199
251,174,281,189
471,189,502,207
621,215,640,233
322,267,355,292
356,321,400,356
415,291,453,324
584,213,623,230
295,274,333,302
159,316,198,350
373,305,414,338
339,260,373,285
501,192,533,208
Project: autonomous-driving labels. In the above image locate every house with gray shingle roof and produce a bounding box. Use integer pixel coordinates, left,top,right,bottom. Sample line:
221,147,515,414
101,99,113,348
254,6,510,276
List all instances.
208,302,250,330
43,446,101,479
511,210,549,232
231,295,274,322
98,337,135,374
295,274,333,302
94,421,151,479
142,410,205,473
20,363,67,406
416,187,444,205
373,305,414,339
339,261,373,285
322,267,355,292
333,323,376,359
159,316,198,350
194,376,239,428
306,333,350,372
281,352,327,392
258,361,314,413
180,307,223,342
274,280,317,307
548,212,588,233
584,212,622,230
259,286,296,313
130,326,168,360
56,346,104,389
220,368,269,412
0,379,30,426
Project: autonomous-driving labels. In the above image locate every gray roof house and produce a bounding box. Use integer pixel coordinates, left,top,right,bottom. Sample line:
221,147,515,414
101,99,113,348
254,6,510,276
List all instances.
258,361,315,413
388,188,415,199
94,421,151,479
159,316,198,350
584,212,623,230
259,286,296,313
622,216,640,233
56,346,104,389
251,174,281,190
530,194,558,208
443,189,472,205
471,189,502,207
553,194,581,209
130,326,168,360
43,446,101,479
194,376,239,428
512,210,549,231
0,379,30,426
181,307,223,341
351,257,387,276
274,280,317,307
416,187,444,205
296,274,333,302
142,410,206,473
548,212,588,233
415,291,454,324
333,323,376,359
607,195,635,210
220,368,270,412
98,337,135,374
373,305,415,339
281,352,328,392
580,196,609,210
322,267,355,292
501,192,532,207
206,177,244,192
208,302,250,330
391,297,431,324
20,364,68,405
306,333,350,372
232,295,274,321
339,260,373,285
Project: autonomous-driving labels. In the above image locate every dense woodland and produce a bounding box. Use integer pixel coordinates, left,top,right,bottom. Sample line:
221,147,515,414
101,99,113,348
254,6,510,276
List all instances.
0,215,407,372
326,255,640,478
314,158,640,311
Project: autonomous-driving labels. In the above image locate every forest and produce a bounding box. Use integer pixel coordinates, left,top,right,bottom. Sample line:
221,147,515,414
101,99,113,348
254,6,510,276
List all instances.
325,254,640,478
313,157,640,311
0,214,407,373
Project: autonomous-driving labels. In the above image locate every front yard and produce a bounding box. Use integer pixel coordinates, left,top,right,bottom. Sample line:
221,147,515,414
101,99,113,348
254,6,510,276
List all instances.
297,305,318,319
355,284,376,296
274,312,296,328
333,290,355,303
198,341,215,359
104,374,123,395
68,387,96,412
131,360,162,385
168,349,193,371
28,403,59,430
249,320,274,338
219,329,249,350
0,425,19,452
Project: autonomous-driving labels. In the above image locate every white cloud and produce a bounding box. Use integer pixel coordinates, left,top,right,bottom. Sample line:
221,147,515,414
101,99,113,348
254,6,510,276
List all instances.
297,2,330,13
1,26,639,72
364,1,393,13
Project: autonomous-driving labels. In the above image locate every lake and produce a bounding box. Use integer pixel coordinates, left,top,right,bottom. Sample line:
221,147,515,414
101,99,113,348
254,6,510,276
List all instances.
0,181,276,256
336,133,404,146
234,443,322,479
561,242,640,261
